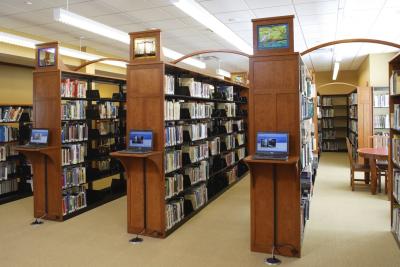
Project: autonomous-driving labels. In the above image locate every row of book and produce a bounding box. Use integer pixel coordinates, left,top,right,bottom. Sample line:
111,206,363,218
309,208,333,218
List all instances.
394,104,400,129
224,151,236,167
223,135,236,150
349,120,357,133
393,135,400,166
321,119,334,128
349,105,357,118
185,160,209,185
164,100,181,121
98,102,118,119
236,147,246,161
61,144,86,166
96,121,119,135
0,161,17,180
165,173,184,200
301,96,314,119
61,78,87,98
322,141,339,151
183,142,209,163
0,126,18,142
165,150,182,173
62,186,87,215
348,92,357,105
392,206,400,243
61,100,86,120
181,102,212,119
185,183,208,211
0,178,18,196
227,166,238,184
184,123,207,141
62,166,86,189
179,78,214,99
209,137,220,156
0,143,18,161
373,94,389,107
164,75,175,95
165,197,184,230
322,130,336,139
91,158,111,171
61,122,88,143
390,71,400,95
321,108,334,117
0,107,28,122
218,103,236,117
165,125,184,147
393,169,400,203
374,114,390,129
320,97,332,106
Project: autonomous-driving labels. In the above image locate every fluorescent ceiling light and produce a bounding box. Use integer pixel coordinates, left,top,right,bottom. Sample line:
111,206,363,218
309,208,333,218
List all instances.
216,68,231,78
53,8,206,69
332,62,340,80
172,0,253,55
0,32,127,68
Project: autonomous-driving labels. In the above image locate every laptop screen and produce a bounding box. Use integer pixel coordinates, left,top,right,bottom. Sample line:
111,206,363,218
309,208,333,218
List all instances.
128,130,153,149
30,129,49,145
256,132,288,154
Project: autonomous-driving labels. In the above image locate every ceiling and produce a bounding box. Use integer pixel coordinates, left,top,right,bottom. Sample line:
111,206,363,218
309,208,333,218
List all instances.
0,0,400,73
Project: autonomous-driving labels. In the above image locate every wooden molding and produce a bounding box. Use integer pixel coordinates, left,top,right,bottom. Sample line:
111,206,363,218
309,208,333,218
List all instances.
169,49,249,65
301,38,400,56
319,82,359,89
72,57,130,71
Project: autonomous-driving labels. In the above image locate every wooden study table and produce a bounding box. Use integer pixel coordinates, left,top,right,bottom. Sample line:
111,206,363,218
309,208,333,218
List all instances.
357,147,388,195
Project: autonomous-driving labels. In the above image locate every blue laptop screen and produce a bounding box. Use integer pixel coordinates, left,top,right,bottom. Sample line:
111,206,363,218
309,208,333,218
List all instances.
256,132,288,153
30,129,49,144
128,130,153,149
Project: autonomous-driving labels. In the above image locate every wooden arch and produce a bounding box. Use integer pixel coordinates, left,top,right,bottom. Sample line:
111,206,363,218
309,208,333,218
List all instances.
170,49,250,64
318,82,358,89
301,38,400,56
73,57,129,72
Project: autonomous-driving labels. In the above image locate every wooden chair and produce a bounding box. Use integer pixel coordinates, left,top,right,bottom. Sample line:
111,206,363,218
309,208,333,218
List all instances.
368,135,389,193
346,138,370,191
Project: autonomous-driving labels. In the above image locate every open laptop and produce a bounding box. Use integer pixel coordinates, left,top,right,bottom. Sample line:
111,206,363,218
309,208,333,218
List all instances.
119,130,153,154
253,132,289,160
23,128,49,148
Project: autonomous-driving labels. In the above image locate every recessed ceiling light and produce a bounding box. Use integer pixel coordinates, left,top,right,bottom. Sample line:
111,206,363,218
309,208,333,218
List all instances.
25,1,32,5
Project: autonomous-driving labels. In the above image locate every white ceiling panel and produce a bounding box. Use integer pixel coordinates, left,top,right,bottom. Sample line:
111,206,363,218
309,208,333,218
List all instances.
215,10,255,24
199,0,249,13
225,21,252,32
294,0,338,16
7,8,55,25
252,5,295,17
98,0,167,12
385,0,400,8
298,13,336,26
345,0,386,11
92,12,140,26
127,8,173,22
144,19,188,30
116,23,147,33
69,1,120,17
244,0,292,9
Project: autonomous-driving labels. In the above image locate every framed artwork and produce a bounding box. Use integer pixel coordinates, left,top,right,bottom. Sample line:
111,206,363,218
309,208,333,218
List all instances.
134,37,156,58
38,47,56,67
257,23,289,50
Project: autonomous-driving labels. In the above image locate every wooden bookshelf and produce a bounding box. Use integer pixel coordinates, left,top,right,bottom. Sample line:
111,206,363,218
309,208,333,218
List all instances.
347,87,372,163
319,94,348,152
124,30,249,237
372,87,390,135
388,53,400,247
26,42,127,221
0,104,33,204
246,15,317,258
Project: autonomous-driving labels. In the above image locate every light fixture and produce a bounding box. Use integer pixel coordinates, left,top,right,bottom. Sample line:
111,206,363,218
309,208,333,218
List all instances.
216,68,231,78
332,62,340,80
53,8,206,69
0,32,127,68
172,0,253,55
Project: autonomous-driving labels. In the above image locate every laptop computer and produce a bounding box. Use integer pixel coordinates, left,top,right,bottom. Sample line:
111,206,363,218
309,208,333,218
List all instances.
119,130,153,154
253,132,289,160
23,128,49,148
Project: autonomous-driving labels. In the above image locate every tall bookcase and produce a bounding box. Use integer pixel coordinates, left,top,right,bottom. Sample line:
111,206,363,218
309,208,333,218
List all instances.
125,30,249,237
26,42,127,220
388,53,400,247
347,87,372,163
372,87,390,135
319,94,348,152
0,104,33,204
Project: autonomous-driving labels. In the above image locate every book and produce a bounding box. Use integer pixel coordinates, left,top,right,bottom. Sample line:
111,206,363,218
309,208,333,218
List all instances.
62,186,87,215
0,161,17,180
182,142,209,163
165,125,183,147
393,169,400,203
164,75,175,95
164,100,181,120
98,101,118,119
61,79,87,98
178,78,212,98
183,123,207,141
374,94,389,107
165,173,184,200
0,106,26,122
0,126,18,142
217,103,236,117
185,183,207,210
61,122,88,143
217,86,233,101
62,166,86,189
165,149,182,173
373,114,390,129
0,143,18,161
180,102,212,119
61,100,86,120
165,197,184,230
0,178,18,195
184,160,209,185
209,137,220,156
61,143,87,166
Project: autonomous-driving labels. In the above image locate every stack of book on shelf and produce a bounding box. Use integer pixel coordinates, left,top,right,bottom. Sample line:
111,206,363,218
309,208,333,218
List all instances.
348,92,357,105
181,102,212,119
61,78,87,98
394,169,400,244
61,101,86,120
185,183,208,211
183,143,209,164
321,97,332,106
393,104,400,130
165,150,182,173
374,94,389,107
165,125,183,147
0,161,17,180
61,122,88,143
61,143,87,166
183,123,207,141
321,108,334,117
165,173,184,199
374,114,389,129
98,102,118,119
165,198,184,230
0,126,18,142
61,166,86,189
209,137,220,155
0,107,27,122
0,143,18,161
392,135,400,167
184,161,209,186
178,78,214,98
62,186,87,215
164,101,181,120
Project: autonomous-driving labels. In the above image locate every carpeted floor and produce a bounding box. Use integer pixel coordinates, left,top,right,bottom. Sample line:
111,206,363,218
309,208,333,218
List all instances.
0,152,399,266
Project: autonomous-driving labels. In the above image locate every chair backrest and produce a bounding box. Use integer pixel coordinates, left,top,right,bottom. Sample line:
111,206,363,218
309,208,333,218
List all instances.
368,135,389,149
346,137,354,170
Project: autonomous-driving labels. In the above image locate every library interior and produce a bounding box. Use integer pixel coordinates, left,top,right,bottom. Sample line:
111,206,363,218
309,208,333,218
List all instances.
1,0,400,266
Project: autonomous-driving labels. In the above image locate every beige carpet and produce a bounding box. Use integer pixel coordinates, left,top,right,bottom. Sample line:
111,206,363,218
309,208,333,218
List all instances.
0,152,399,267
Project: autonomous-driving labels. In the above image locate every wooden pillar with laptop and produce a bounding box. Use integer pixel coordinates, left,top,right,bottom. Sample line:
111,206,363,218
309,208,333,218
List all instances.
244,15,313,262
